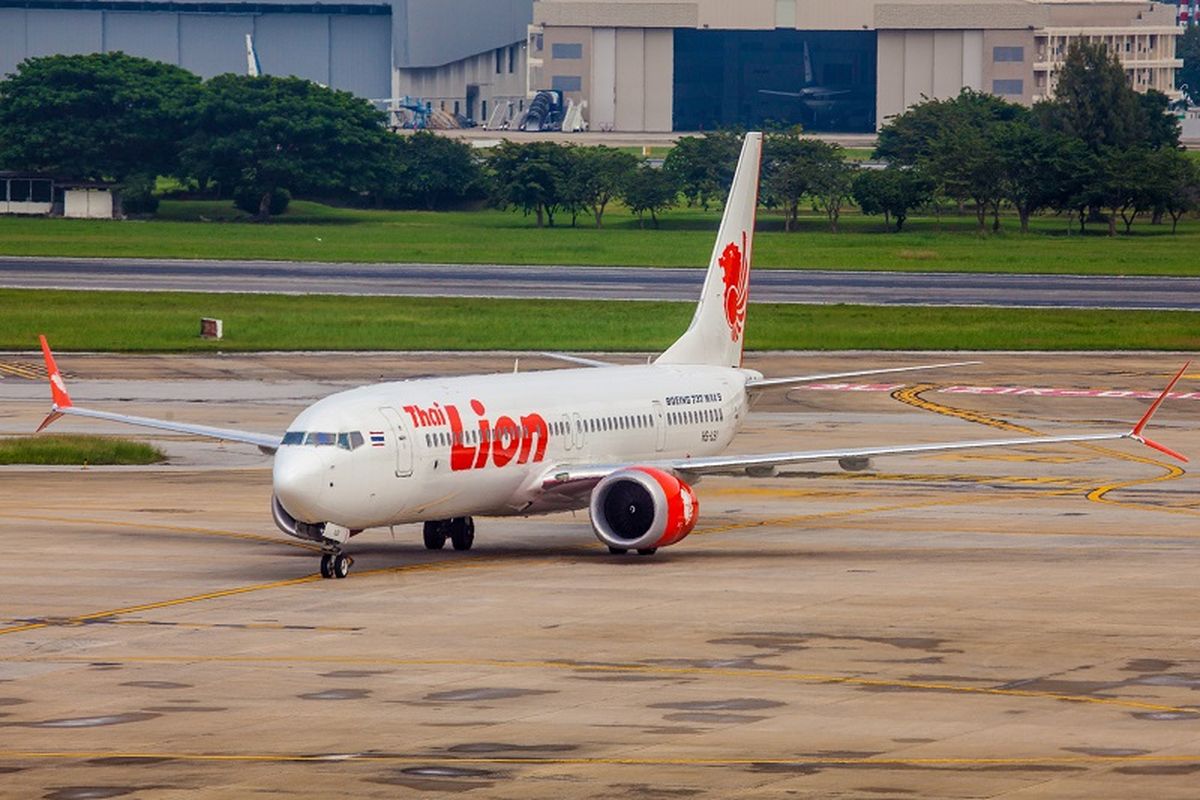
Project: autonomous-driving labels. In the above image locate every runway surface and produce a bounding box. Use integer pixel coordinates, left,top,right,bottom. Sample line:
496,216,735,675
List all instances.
1,352,1198,798
3,256,1199,309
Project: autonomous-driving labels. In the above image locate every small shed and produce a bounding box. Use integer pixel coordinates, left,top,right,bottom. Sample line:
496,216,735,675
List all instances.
61,180,119,219
0,172,55,215
0,173,121,219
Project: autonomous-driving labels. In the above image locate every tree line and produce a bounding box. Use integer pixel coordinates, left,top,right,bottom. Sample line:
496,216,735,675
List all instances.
1,44,1196,232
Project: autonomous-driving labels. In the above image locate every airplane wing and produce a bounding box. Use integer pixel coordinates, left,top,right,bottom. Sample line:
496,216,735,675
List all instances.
538,352,619,368
543,363,1189,493
745,361,980,393
34,336,283,454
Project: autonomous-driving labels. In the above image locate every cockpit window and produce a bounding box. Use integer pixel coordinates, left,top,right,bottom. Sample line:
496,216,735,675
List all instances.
305,432,337,446
338,432,366,451
283,431,365,449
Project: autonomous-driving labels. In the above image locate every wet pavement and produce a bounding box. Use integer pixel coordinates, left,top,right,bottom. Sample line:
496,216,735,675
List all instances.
0,351,1198,798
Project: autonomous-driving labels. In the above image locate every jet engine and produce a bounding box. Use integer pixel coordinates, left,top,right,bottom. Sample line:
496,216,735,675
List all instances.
589,467,698,552
271,494,325,543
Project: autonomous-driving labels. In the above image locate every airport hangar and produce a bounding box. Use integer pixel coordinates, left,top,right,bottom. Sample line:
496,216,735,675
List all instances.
0,0,1183,132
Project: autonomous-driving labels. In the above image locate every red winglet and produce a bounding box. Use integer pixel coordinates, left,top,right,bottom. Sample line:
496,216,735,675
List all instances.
1126,361,1190,463
1131,362,1189,437
38,335,72,409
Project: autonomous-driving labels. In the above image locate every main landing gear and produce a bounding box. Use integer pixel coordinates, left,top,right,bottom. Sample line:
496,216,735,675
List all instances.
423,517,475,551
319,550,351,579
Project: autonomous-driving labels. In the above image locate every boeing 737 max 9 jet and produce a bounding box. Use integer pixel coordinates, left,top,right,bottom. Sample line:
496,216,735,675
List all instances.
37,132,1189,578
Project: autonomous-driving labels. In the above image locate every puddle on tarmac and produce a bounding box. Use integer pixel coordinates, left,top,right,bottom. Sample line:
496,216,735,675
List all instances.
22,713,160,729
43,788,139,800
1132,711,1200,721
447,742,577,754
649,699,785,712
423,688,554,702
662,712,767,724
298,689,370,701
119,682,191,690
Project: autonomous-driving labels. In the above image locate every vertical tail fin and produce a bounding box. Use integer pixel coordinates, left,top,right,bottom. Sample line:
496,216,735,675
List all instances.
657,131,763,368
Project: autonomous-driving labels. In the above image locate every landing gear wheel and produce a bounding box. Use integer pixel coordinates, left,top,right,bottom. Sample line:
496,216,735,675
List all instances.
450,517,475,551
319,553,334,578
423,520,448,550
607,546,629,555
637,548,658,556
332,553,351,579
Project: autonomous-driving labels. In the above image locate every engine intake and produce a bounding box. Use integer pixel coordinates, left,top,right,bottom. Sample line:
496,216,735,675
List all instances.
589,467,698,551
271,494,325,543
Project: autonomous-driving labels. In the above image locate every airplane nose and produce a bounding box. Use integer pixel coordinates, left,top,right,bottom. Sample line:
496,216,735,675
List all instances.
273,449,329,523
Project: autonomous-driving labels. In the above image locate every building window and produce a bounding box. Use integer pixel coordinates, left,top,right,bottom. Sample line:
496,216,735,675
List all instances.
31,180,51,203
496,48,503,74
453,100,460,115
992,79,1023,95
9,179,30,202
993,46,1024,62
0,180,7,202
508,45,516,73
552,75,582,92
481,100,488,121
551,43,582,59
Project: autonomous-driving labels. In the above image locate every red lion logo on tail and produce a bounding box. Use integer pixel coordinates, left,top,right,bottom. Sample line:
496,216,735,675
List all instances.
719,231,749,341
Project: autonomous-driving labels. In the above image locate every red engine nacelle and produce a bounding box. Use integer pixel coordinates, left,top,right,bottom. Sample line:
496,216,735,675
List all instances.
588,467,699,552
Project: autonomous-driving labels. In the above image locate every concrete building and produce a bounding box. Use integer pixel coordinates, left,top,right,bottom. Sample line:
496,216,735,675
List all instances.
529,0,1184,132
0,0,533,124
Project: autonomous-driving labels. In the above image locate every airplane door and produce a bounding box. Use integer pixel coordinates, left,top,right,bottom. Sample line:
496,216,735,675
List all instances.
651,401,666,452
379,407,413,478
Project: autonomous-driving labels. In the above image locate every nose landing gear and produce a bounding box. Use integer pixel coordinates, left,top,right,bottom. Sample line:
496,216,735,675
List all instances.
319,551,352,579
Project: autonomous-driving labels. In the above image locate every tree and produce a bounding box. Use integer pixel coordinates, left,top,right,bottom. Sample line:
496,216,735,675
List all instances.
762,134,814,232
1095,147,1151,236
992,121,1072,233
487,140,570,227
1137,90,1182,151
852,167,933,232
622,163,678,228
1148,148,1199,234
1177,23,1200,106
877,89,1026,227
182,74,391,220
1041,41,1143,153
563,146,638,228
808,143,856,233
876,89,1025,166
391,131,484,210
663,131,742,210
0,52,202,183
928,123,1005,232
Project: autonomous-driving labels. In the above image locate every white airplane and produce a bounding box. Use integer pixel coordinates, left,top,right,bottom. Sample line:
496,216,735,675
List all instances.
36,133,1188,579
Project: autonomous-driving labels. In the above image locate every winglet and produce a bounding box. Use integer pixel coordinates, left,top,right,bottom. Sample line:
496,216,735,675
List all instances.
36,335,72,432
1127,362,1190,463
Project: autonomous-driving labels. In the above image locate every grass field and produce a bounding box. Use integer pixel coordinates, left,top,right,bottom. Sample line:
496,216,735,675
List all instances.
0,434,166,465
7,289,1197,353
0,199,1198,275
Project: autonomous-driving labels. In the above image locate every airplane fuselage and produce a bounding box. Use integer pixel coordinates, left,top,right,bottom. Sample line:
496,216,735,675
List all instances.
272,364,761,530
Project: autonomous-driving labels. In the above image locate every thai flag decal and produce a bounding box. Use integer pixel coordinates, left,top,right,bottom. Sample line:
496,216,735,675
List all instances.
369,431,386,447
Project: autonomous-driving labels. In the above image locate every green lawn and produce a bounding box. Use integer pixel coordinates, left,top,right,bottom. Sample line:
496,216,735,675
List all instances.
1,198,1196,275
8,289,1197,353
0,434,165,465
